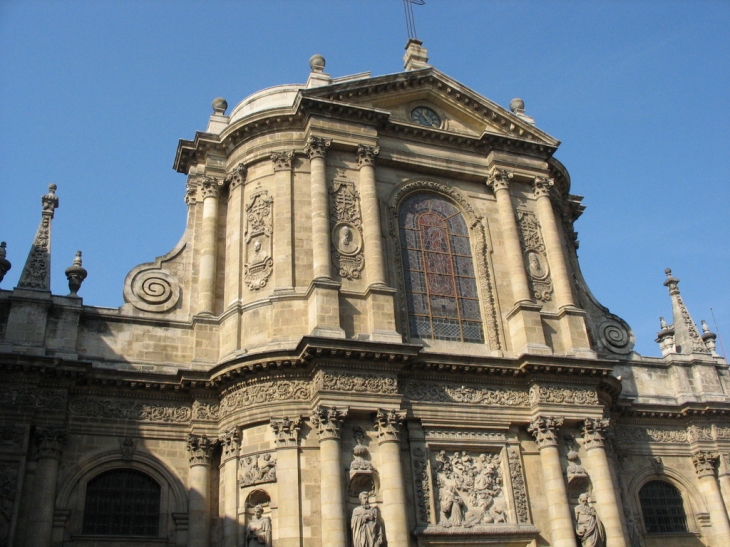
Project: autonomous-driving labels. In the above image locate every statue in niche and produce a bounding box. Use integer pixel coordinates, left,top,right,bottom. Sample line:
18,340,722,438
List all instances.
351,491,383,547
245,504,272,547
574,494,606,547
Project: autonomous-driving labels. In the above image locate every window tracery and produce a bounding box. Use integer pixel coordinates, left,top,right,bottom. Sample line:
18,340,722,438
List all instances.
398,192,484,343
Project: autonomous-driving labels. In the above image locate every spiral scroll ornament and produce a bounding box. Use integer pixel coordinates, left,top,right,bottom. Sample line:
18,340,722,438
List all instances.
125,269,181,313
597,319,634,355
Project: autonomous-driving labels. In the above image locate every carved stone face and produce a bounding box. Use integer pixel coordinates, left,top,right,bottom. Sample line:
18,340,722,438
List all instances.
254,505,263,518
359,491,370,507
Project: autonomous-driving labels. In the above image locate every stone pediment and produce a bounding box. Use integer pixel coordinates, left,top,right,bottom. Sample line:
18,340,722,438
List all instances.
300,68,559,148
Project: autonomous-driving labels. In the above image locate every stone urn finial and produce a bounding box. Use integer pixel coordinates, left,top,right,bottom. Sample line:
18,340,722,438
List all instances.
0,242,11,284
65,250,88,296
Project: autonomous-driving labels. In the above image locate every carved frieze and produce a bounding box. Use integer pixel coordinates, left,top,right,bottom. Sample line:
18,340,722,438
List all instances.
239,452,277,486
615,427,688,444
516,209,553,302
404,382,528,407
529,385,599,406
424,430,507,442
244,189,274,290
193,400,220,421
69,397,191,423
507,449,530,524
0,387,66,410
329,174,364,280
219,380,310,417
434,449,507,527
388,181,501,351
315,370,398,394
687,425,713,443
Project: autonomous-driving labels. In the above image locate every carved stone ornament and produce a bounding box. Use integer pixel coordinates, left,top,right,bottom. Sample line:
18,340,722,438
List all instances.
616,427,689,444
270,417,302,448
412,451,432,524
69,397,191,423
508,448,530,524
187,434,214,466
404,381,528,407
516,209,553,302
244,189,274,290
35,428,65,460
226,162,247,191
310,406,349,441
692,451,718,478
193,400,220,421
486,169,513,192
329,174,364,280
271,151,294,172
125,267,181,313
532,176,554,199
687,424,713,443
374,408,406,444
387,181,501,351
356,144,379,168
316,370,398,394
18,184,58,290
664,269,709,354
119,437,137,461
528,385,599,406
527,416,564,450
596,318,633,355
0,463,19,545
582,418,610,451
564,435,588,484
239,452,277,486
304,136,331,159
433,449,507,527
0,387,66,410
185,179,197,206
200,175,224,200
219,427,241,460
349,426,377,498
220,379,310,417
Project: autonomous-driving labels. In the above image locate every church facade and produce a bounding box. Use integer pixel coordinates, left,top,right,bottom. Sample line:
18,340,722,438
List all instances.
0,41,728,547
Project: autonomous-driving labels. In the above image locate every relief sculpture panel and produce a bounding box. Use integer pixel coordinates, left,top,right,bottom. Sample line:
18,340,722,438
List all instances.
329,173,364,280
244,189,274,290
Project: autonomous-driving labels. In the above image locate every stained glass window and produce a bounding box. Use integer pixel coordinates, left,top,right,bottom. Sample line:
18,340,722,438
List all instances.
639,480,688,534
399,192,484,343
83,469,161,536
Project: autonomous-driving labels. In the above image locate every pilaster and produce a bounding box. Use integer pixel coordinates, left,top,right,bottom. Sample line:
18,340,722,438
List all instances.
187,434,214,547
692,451,730,545
25,427,65,547
198,176,224,315
218,428,241,547
272,151,295,291
271,417,302,547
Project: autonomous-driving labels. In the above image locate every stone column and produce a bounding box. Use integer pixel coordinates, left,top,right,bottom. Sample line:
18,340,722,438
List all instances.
487,170,531,305
582,418,627,547
374,409,410,547
356,145,385,286
305,137,332,280
692,452,730,545
271,417,303,547
187,434,214,547
198,176,224,314
25,428,65,547
527,417,577,547
218,428,241,547
310,406,348,547
532,177,574,309
718,453,730,516
272,151,295,290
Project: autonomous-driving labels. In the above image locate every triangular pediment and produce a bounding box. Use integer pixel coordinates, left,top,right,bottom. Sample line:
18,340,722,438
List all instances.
300,68,559,147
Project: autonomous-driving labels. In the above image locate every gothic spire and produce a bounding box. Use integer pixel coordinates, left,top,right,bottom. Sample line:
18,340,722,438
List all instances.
662,268,709,355
17,184,59,291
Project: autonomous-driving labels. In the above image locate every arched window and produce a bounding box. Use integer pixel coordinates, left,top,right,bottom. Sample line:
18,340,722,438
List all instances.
398,192,484,343
83,468,161,536
639,480,688,534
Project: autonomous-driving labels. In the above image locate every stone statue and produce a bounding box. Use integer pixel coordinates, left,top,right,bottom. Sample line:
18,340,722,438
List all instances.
574,494,606,547
438,478,467,528
351,491,383,547
245,504,272,547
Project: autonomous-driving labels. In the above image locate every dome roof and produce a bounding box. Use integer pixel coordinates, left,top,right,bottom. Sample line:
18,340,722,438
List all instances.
228,84,303,124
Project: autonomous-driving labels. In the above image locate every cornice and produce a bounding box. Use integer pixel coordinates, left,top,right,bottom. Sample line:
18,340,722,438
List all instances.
618,402,730,419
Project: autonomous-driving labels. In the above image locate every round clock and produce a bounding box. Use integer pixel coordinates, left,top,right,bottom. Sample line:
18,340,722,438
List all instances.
411,106,441,128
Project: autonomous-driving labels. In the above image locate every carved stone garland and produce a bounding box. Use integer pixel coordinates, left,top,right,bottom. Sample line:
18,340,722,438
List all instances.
244,189,274,290
515,208,553,302
433,449,507,528
329,172,364,280
412,447,432,524
387,181,501,350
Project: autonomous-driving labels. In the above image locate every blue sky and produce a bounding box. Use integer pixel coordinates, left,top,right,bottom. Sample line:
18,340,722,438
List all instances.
1,1,728,357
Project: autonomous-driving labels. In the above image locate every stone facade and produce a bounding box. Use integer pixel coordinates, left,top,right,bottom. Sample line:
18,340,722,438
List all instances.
0,41,728,547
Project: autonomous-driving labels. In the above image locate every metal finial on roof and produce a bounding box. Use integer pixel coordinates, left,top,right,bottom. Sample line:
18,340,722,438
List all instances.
403,0,425,41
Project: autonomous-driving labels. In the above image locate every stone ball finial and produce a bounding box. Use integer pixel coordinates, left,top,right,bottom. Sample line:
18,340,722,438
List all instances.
212,97,228,115
665,268,672,276
65,250,88,297
0,242,10,285
309,54,326,73
48,183,57,193
510,98,525,114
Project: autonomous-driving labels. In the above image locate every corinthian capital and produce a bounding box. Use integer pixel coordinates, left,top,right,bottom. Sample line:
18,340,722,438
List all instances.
218,427,241,461
533,176,554,198
304,136,331,160
310,406,348,441
200,176,224,199
527,416,564,450
35,428,66,460
356,144,380,168
271,151,295,172
692,451,718,478
187,434,214,466
582,417,610,450
271,417,302,448
374,408,407,444
486,169,514,192
225,163,247,190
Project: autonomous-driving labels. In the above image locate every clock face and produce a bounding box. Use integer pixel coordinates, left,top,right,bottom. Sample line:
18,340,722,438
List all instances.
411,106,441,128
